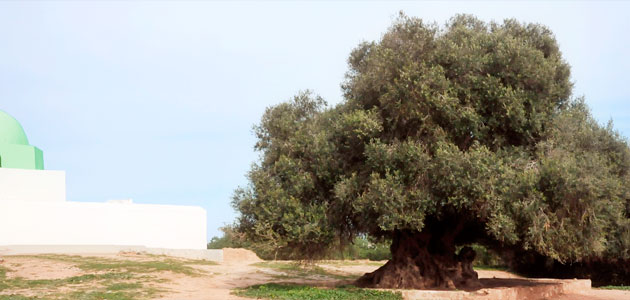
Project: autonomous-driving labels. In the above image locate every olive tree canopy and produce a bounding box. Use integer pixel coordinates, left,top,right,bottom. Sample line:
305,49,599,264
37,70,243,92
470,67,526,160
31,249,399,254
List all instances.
233,14,630,289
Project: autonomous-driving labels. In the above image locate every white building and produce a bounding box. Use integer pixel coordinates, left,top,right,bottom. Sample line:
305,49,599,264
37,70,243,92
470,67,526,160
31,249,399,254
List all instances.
0,110,207,251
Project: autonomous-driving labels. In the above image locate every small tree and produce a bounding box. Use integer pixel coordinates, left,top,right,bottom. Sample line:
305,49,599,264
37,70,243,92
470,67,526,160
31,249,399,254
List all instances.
233,14,630,289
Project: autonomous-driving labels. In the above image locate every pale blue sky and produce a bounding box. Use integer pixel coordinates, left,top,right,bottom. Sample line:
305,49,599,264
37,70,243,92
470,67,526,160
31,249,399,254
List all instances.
1,1,628,240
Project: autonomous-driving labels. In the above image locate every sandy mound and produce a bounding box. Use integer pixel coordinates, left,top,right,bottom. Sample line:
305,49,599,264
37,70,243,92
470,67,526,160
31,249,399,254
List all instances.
222,248,262,263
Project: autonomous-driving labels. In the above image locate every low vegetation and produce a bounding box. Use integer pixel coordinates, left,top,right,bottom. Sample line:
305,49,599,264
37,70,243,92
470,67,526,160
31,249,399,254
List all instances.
0,254,216,299
209,226,391,261
599,285,630,291
252,261,355,280
231,13,630,289
24,254,212,276
234,283,402,300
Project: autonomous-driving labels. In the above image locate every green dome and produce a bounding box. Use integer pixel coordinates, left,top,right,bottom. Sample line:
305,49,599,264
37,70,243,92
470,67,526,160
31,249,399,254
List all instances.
0,110,29,145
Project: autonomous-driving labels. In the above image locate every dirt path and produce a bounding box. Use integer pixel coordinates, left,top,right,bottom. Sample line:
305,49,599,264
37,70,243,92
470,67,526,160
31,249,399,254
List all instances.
553,290,630,300
157,258,378,299
156,259,630,300
1,251,629,300
157,261,274,300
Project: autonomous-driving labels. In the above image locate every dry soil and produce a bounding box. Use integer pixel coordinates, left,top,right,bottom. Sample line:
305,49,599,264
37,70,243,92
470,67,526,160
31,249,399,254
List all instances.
1,250,629,300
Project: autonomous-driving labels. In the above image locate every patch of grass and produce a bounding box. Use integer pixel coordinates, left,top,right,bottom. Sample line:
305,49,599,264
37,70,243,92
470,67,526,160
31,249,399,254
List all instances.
141,254,218,266
185,259,218,266
252,262,355,280
0,290,140,300
234,283,402,300
66,290,138,300
81,259,199,275
3,272,135,290
70,286,161,300
25,255,203,276
599,285,630,290
0,279,158,300
0,255,200,299
106,282,143,291
0,265,10,279
0,295,39,300
0,265,10,291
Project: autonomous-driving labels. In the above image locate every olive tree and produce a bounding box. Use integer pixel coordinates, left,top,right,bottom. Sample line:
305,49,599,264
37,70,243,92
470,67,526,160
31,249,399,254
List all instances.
232,14,630,289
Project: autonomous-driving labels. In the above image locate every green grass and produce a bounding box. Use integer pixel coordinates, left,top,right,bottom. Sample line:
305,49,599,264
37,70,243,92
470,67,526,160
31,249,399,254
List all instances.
599,285,630,290
252,262,356,280
66,290,138,300
0,295,39,300
0,265,10,279
234,283,402,300
184,259,218,266
66,285,161,300
0,273,156,300
0,255,183,299
106,282,143,291
1,272,135,290
143,254,218,266
22,255,207,276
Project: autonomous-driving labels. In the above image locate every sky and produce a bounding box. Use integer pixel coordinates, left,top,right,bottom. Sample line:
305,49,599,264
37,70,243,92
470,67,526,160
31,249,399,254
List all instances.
1,1,629,240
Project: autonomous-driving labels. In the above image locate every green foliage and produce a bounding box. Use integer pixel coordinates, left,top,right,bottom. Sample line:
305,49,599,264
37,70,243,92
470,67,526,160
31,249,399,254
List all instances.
599,285,630,291
332,236,391,261
233,12,630,278
469,244,505,269
207,225,255,251
208,225,291,260
234,283,402,300
25,254,206,276
209,226,390,261
207,236,233,250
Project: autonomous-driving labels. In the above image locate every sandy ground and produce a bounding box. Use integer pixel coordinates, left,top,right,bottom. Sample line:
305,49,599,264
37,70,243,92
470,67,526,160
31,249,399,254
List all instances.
3,256,83,280
157,250,373,299
1,250,629,300
552,290,630,300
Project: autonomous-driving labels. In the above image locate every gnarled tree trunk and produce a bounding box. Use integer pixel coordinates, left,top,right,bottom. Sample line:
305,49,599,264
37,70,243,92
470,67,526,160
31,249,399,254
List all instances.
356,230,480,290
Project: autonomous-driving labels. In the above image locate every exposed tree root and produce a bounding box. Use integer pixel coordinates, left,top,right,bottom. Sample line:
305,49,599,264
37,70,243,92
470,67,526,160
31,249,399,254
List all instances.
356,230,480,290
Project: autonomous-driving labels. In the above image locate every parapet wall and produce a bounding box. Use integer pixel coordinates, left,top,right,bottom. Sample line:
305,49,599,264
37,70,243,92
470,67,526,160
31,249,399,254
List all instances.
0,201,207,249
0,168,207,250
0,245,223,262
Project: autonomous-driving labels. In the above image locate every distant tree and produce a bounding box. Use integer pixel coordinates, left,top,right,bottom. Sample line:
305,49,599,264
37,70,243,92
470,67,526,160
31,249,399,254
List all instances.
207,225,289,260
232,14,630,289
207,225,245,249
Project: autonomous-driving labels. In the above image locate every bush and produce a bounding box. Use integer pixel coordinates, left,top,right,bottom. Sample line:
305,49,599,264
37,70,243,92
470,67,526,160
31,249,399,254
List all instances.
341,236,391,261
470,244,505,268
208,228,391,261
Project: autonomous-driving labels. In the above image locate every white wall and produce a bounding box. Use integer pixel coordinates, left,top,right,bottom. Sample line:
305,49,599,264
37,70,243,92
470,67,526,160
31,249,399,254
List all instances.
0,168,65,203
0,201,207,249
